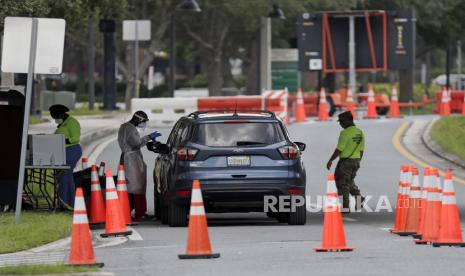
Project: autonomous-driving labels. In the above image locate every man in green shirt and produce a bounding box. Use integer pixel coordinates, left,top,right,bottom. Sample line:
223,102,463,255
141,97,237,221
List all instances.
326,111,365,213
49,104,82,210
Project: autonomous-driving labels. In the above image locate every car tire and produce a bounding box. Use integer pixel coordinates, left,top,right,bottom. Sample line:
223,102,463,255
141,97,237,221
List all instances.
168,202,188,227
288,203,307,225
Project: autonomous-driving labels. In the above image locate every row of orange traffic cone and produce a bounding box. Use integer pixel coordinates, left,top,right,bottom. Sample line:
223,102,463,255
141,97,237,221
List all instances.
314,86,401,121
390,165,465,247
69,166,134,266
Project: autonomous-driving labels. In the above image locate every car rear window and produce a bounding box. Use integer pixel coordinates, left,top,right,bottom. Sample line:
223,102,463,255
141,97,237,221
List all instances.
194,122,286,147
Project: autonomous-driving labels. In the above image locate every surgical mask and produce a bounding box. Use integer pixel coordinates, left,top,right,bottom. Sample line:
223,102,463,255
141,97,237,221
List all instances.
137,122,147,129
55,118,63,124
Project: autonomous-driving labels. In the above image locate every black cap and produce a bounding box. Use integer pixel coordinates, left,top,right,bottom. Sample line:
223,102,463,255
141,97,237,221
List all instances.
337,111,354,122
49,104,69,118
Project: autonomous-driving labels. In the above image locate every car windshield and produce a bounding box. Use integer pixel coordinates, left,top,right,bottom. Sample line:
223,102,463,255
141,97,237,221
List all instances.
194,122,286,147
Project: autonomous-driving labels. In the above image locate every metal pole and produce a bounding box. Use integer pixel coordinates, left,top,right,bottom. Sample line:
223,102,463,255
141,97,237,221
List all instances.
134,21,140,98
16,18,39,223
169,14,176,97
348,16,356,93
446,44,450,90
88,15,96,110
260,17,271,91
256,17,261,94
457,40,462,89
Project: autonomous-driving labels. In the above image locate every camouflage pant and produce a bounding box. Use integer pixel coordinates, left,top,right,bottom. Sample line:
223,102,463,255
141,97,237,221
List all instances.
335,158,362,208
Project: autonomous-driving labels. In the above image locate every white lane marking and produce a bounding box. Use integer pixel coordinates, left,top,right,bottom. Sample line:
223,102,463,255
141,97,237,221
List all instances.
89,136,117,166
94,237,129,249
127,226,143,241
379,227,392,232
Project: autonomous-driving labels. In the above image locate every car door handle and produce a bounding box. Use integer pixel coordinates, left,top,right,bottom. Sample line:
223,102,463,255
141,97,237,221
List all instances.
231,174,247,178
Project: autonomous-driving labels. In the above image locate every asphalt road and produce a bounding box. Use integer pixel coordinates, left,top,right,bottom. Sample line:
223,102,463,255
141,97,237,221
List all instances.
95,118,465,276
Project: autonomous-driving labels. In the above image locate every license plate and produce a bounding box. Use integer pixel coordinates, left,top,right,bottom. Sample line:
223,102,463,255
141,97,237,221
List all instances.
227,156,250,167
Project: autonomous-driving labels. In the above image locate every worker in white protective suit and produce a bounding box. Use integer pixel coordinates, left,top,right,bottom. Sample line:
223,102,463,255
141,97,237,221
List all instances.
118,110,161,221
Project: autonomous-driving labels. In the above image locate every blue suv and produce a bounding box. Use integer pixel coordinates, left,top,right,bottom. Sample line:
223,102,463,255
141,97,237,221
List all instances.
149,110,307,226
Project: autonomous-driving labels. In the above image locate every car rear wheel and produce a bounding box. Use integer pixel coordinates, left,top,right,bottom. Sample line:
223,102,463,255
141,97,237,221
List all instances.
168,202,188,227
288,204,307,225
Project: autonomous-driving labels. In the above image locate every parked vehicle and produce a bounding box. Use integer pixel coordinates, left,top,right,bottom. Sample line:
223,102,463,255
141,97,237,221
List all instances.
148,110,307,227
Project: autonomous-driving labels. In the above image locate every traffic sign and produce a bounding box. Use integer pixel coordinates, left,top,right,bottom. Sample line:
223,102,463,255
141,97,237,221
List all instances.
1,17,66,74
122,20,151,41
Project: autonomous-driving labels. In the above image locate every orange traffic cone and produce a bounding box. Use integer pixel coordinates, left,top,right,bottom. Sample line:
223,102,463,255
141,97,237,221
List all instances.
346,88,357,119
398,166,413,233
315,174,353,252
281,89,289,125
388,86,401,118
295,88,307,122
414,167,432,239
98,161,106,178
432,170,465,247
88,165,105,225
400,167,422,236
317,87,329,121
68,187,103,267
364,86,378,119
416,168,442,244
178,180,220,259
116,165,136,226
440,87,451,116
81,157,89,170
390,165,407,233
100,169,132,238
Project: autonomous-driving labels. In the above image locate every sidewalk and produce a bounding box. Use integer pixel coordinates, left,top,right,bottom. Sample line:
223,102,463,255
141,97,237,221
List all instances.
0,229,128,267
401,115,465,180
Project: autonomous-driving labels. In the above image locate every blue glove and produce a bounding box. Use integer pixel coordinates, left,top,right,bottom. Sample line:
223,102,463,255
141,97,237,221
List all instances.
149,131,162,141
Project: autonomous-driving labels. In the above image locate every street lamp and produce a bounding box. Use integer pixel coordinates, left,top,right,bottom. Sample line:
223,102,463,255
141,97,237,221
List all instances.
170,0,202,96
257,4,286,94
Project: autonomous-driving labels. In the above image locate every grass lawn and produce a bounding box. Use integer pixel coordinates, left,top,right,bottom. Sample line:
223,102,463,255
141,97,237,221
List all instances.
28,116,44,125
430,116,465,161
0,264,99,275
0,212,71,254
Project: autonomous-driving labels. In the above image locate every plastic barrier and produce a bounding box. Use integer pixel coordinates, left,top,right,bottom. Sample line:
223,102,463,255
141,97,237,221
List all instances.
131,91,319,125
434,90,464,114
131,97,198,124
198,96,264,110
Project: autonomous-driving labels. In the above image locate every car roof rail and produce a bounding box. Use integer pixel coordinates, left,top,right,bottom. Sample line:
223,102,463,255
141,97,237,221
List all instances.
187,110,276,119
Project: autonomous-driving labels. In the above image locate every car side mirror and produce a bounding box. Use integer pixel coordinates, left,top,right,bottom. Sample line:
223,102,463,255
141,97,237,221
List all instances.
294,142,306,152
147,142,170,154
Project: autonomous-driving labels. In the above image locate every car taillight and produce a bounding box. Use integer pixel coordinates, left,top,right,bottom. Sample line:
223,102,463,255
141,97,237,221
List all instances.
176,190,191,197
287,188,301,195
278,145,299,160
177,147,199,161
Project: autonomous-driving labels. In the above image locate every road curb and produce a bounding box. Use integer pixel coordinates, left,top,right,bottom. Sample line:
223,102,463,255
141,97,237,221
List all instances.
421,118,465,170
393,120,465,185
